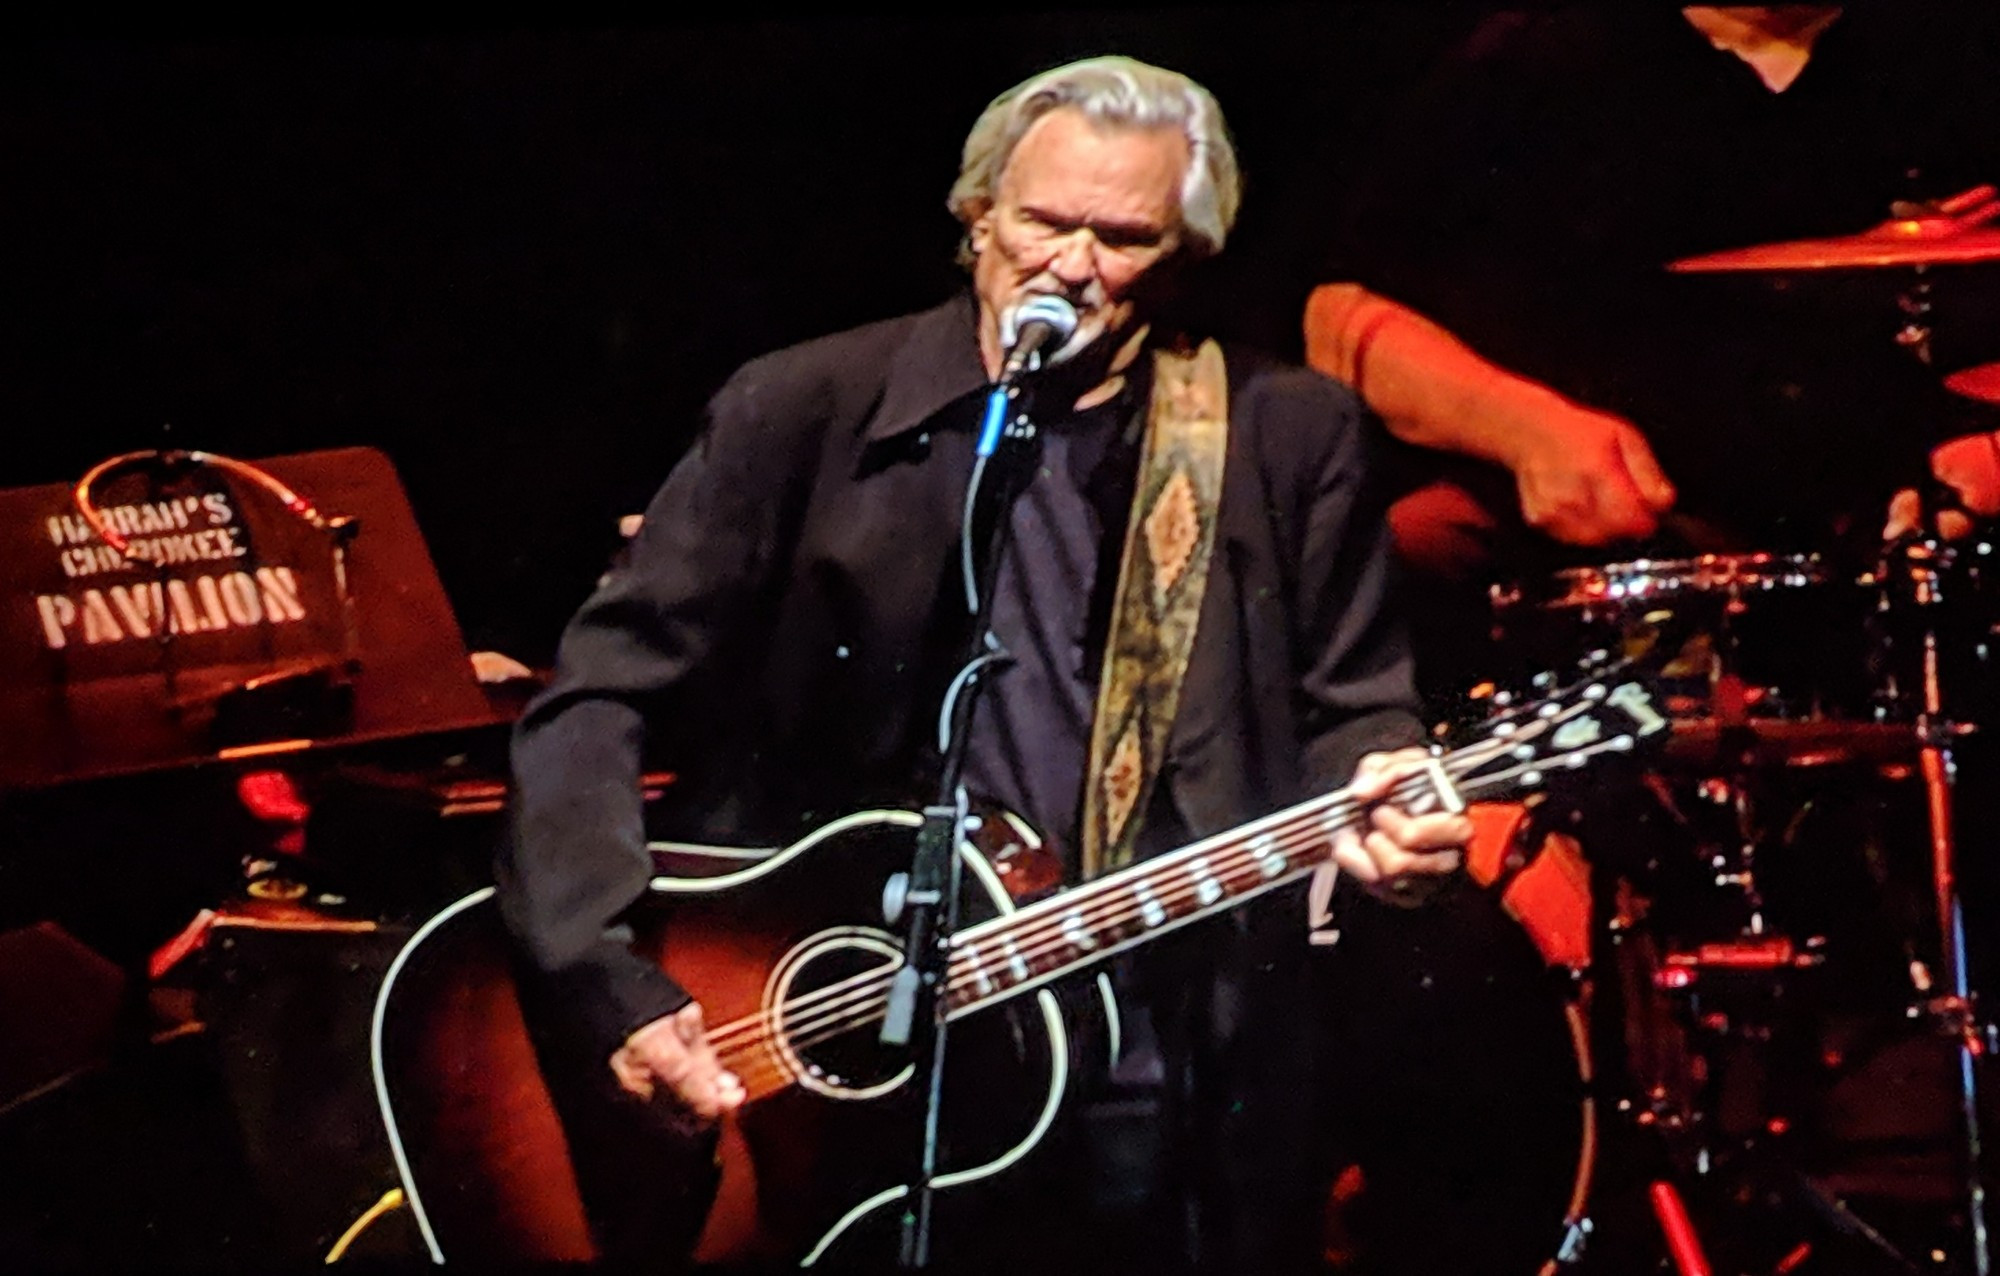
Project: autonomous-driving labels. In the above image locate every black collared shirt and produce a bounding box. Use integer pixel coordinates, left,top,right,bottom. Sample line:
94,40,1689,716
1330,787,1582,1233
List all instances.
497,293,1422,1061
961,382,1140,873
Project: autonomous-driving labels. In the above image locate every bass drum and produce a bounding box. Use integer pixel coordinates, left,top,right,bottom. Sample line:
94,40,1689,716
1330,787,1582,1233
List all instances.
1325,802,1596,1276
1599,759,1981,1269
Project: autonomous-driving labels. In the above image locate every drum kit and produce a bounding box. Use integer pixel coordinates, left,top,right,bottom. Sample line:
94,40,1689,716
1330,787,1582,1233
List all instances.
1489,202,2000,1274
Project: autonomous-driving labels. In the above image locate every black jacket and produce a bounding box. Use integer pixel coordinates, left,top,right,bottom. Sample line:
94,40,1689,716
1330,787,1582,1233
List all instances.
496,293,1422,1062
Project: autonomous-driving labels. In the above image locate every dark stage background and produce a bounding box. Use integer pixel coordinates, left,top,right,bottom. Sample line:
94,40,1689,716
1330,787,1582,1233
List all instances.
12,11,2000,1272
2,4,1490,664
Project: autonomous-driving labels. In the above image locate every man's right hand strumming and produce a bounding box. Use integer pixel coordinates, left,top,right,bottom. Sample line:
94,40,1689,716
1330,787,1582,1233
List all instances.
609,1001,745,1118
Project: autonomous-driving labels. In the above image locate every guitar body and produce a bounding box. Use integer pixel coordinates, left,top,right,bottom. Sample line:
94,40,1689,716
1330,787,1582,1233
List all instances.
372,810,1091,1268
374,671,1667,1269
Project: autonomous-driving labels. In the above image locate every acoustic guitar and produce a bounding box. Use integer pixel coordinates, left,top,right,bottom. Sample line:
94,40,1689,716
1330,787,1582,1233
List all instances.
371,670,1667,1266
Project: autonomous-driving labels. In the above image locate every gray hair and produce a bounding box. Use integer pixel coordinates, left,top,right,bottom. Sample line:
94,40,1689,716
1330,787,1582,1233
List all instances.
948,55,1242,262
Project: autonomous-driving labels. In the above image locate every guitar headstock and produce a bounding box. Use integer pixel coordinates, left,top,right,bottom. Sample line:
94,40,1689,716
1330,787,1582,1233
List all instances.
1444,661,1670,805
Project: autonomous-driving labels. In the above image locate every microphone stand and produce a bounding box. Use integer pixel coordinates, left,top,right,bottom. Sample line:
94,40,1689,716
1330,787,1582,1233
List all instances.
880,366,1045,1269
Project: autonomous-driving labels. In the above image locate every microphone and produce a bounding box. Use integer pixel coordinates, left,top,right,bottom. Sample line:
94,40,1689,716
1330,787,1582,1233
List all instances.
977,296,1080,458
997,295,1079,383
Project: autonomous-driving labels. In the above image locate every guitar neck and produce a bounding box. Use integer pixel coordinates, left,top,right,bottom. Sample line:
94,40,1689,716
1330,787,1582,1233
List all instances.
938,670,1661,1017
941,783,1372,1018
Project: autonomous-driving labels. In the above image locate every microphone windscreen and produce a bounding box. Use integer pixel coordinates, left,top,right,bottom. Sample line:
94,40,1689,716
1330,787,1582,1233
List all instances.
1000,295,1079,351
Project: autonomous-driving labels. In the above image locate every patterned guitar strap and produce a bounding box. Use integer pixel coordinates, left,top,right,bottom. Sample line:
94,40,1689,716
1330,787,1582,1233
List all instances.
1080,338,1229,881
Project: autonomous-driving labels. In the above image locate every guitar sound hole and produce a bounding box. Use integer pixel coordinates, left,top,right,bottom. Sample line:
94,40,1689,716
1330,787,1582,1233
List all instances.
773,930,913,1100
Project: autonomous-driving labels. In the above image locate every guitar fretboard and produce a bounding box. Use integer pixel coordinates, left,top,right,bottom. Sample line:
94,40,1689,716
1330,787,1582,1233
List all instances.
938,676,1659,1016
940,777,1415,1017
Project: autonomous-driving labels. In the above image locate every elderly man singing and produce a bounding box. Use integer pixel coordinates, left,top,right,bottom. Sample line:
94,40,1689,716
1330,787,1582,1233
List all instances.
498,55,1466,1272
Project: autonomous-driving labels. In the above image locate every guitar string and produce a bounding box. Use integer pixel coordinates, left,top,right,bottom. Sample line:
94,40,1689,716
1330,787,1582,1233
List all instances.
725,744,1617,1100
698,778,1374,1050
697,771,1429,1053
697,716,1550,1062
716,832,1286,1094
715,778,1518,1098
952,736,1609,1011
708,788,1379,1087
713,747,1596,1096
699,730,1534,1053
716,814,1314,1097
709,844,1289,1090
704,726,1549,1077
706,767,1472,1079
700,736,1532,1057
701,784,1355,1052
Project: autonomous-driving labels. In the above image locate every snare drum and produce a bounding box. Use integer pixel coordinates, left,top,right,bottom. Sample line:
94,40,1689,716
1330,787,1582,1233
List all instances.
1493,552,1872,724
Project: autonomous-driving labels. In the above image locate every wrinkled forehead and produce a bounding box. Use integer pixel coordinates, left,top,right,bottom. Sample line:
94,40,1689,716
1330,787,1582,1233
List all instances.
991,107,1192,210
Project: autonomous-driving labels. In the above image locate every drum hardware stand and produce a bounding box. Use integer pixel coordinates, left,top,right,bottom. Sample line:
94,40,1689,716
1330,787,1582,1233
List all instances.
1776,1162,1927,1275
1885,528,1991,1276
1588,857,1727,1276
1639,938,1935,1275
1647,1178,1713,1276
1894,271,1936,367
1609,763,1925,1273
1690,769,1773,939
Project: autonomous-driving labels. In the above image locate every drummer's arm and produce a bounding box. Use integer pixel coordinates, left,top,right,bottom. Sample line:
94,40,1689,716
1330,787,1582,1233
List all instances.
1305,283,1677,548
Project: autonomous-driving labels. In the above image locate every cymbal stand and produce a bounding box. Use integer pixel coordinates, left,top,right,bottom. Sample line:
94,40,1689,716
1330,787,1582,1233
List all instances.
1887,533,1991,1275
1893,269,1935,367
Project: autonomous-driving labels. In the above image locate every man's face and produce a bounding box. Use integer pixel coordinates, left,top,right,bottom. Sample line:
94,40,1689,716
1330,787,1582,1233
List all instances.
968,106,1190,377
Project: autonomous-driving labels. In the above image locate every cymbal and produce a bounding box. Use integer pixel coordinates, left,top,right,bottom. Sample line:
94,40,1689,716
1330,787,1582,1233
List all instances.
1669,221,2000,273
1663,718,1919,769
1945,362,2000,406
